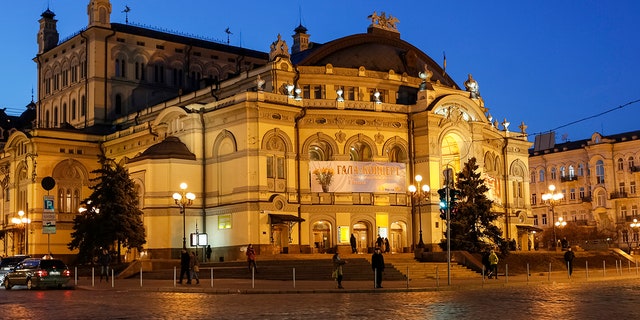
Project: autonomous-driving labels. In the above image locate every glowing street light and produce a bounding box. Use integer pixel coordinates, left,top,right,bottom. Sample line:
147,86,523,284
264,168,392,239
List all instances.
542,184,563,248
173,183,196,249
12,210,31,254
408,174,430,249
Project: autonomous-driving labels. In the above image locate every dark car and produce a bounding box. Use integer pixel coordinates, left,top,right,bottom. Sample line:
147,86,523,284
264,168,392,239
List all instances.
0,255,30,285
4,258,71,290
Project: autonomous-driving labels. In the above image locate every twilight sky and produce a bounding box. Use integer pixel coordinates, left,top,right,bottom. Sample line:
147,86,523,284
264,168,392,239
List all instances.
0,0,638,143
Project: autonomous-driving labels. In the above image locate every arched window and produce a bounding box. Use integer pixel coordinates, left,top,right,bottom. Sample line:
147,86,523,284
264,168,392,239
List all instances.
560,166,566,177
45,110,50,128
53,106,59,127
578,163,585,176
530,171,536,183
596,190,605,207
617,158,624,171
71,99,77,120
596,160,605,184
550,167,557,180
81,95,86,117
349,141,373,161
568,165,575,178
387,145,405,163
629,157,636,170
62,103,68,124
309,141,333,161
539,169,545,182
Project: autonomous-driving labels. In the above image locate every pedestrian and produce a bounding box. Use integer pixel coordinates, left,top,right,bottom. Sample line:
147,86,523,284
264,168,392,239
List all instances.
488,249,499,279
99,248,111,282
206,245,212,262
481,249,491,278
384,238,390,253
179,248,191,284
190,251,200,284
332,252,347,289
371,247,385,288
561,237,568,250
564,247,575,276
376,235,383,248
246,244,257,273
350,234,357,254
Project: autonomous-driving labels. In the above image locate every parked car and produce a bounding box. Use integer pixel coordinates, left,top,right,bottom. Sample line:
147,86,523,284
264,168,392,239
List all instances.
0,255,30,285
4,258,71,290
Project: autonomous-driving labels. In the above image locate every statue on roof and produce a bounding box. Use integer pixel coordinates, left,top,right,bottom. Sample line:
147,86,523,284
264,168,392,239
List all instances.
464,74,480,99
368,11,399,32
269,34,290,61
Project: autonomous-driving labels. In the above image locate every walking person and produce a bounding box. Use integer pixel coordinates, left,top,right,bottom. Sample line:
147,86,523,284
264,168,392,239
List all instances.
190,251,200,284
371,247,385,288
488,249,499,279
384,238,390,253
179,248,191,284
206,245,212,262
246,244,258,273
564,247,575,276
350,234,357,254
332,252,347,289
99,248,111,282
482,249,491,279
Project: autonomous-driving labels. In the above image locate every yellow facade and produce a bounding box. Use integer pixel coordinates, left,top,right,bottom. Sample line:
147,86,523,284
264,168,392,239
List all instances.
0,2,533,262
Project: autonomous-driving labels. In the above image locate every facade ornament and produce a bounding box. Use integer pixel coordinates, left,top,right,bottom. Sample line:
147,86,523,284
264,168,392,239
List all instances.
285,83,295,97
269,34,290,61
375,132,385,144
464,74,480,99
335,130,346,143
519,121,527,134
367,12,400,32
502,118,510,132
418,65,432,91
336,88,344,102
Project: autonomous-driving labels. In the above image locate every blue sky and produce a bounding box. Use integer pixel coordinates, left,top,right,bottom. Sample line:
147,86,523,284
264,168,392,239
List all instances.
1,1,638,142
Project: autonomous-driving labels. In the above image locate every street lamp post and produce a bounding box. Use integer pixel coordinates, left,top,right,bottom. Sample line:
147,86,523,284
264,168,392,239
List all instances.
408,174,430,249
630,219,640,251
173,183,196,249
12,210,31,255
542,184,563,249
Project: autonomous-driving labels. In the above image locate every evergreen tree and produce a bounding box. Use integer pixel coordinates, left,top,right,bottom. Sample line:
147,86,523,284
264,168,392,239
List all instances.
68,154,146,263
439,157,505,253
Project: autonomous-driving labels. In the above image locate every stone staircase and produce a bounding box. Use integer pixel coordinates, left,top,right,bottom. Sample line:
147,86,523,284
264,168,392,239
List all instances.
122,253,479,281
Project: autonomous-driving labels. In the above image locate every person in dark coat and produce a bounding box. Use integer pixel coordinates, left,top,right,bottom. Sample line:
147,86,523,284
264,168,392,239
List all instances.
246,244,257,273
332,252,347,289
564,247,575,276
350,234,357,253
98,248,111,282
206,245,212,262
481,249,491,278
179,248,191,284
371,247,385,288
384,238,390,253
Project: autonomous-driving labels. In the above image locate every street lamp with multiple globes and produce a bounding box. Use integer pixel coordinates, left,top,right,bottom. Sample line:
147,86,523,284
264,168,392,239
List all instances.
408,174,430,249
173,183,196,249
541,184,564,248
630,219,640,249
12,210,31,255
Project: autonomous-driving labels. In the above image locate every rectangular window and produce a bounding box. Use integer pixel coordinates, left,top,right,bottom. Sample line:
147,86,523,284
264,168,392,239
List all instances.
313,85,323,99
619,182,626,194
266,156,274,178
531,193,537,205
631,182,637,194
277,157,285,179
579,187,585,199
533,215,538,226
570,188,576,200
542,214,547,226
218,214,231,229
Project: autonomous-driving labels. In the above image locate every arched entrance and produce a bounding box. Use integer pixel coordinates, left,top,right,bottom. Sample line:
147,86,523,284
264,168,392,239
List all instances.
390,221,406,253
312,221,332,253
352,221,371,254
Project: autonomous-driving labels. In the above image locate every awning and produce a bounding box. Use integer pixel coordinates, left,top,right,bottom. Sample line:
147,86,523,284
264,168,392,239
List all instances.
269,214,305,224
516,225,544,233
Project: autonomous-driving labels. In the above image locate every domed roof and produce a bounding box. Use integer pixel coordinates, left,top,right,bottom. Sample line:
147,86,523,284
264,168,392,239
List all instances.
291,27,458,88
130,136,196,162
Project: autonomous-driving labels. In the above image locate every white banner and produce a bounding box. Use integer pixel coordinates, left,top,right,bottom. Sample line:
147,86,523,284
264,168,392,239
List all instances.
309,161,406,193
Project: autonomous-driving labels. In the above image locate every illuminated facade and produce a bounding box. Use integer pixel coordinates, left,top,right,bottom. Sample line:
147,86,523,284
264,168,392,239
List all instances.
529,131,640,249
0,1,533,261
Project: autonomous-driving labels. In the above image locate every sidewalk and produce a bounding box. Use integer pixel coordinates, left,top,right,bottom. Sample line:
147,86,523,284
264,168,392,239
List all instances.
73,269,640,294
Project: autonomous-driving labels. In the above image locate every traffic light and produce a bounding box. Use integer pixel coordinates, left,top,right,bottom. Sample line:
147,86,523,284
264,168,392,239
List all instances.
449,189,460,212
438,188,448,210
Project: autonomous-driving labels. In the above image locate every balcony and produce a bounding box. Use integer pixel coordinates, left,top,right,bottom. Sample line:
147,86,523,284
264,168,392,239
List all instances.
560,175,578,182
610,191,629,199
631,166,640,173
580,195,592,202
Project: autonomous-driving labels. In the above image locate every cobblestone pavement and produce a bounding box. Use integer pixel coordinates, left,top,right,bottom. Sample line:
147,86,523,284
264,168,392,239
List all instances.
1,271,639,319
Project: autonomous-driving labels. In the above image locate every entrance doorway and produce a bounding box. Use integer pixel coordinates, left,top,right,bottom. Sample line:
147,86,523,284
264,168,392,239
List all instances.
312,221,331,253
353,222,370,253
390,222,405,253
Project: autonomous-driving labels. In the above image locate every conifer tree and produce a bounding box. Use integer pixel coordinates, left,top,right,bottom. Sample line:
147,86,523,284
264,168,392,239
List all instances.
69,154,146,263
439,157,505,253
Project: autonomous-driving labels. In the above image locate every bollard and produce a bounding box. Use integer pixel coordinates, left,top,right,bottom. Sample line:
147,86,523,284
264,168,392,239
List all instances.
586,261,589,281
252,266,255,288
174,267,177,287
629,260,632,274
505,264,509,283
374,269,377,289
548,262,551,282
436,265,439,288
293,268,296,288
406,266,409,289
92,267,95,287
210,267,213,288
603,260,606,277
140,265,143,287
567,261,570,279
526,263,530,283
111,269,114,287
75,266,78,286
